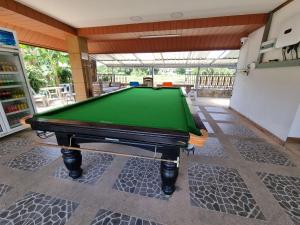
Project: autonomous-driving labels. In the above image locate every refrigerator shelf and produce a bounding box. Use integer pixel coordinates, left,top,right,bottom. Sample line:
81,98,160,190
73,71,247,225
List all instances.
0,72,19,75
6,108,30,116
0,84,22,89
1,97,26,103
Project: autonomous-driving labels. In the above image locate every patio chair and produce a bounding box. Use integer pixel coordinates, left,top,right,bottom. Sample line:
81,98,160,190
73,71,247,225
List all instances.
31,88,48,107
129,81,140,87
59,83,75,103
162,82,173,87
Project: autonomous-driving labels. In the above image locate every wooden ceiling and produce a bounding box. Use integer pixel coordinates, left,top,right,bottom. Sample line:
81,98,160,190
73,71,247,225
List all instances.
82,14,267,53
0,0,268,53
0,0,75,51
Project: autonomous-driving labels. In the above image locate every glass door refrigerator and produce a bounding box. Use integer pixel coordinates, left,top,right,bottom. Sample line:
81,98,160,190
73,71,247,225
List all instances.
0,27,35,137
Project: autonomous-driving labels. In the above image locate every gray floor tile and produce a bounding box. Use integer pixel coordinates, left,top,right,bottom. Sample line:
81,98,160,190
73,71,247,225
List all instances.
189,163,265,220
232,139,295,166
210,113,236,122
203,122,214,134
258,173,300,225
54,152,114,184
113,158,168,200
198,112,206,121
0,138,33,156
4,146,60,171
205,106,228,113
0,192,78,225
0,184,12,198
90,208,164,225
194,137,227,158
218,123,258,138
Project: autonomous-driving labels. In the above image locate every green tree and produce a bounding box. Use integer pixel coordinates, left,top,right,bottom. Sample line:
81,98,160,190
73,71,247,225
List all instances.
57,68,72,83
26,65,47,93
97,65,110,74
176,68,186,75
20,44,70,90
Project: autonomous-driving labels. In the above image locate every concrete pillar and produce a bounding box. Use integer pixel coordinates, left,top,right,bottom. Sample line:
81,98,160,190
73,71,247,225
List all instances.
66,35,93,101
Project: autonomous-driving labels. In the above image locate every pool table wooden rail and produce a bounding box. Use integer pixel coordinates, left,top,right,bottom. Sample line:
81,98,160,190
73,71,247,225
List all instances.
25,86,207,148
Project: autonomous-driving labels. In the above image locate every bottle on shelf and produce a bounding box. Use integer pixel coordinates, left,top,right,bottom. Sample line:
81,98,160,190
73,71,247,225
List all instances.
0,90,11,100
4,101,29,113
0,62,18,72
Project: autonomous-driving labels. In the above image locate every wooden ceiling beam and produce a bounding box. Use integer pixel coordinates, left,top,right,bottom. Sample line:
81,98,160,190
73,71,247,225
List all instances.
88,34,242,54
272,0,294,13
0,0,76,35
79,14,268,37
0,21,67,51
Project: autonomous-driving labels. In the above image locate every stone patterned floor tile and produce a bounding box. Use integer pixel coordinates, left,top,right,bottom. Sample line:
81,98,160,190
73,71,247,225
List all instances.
213,167,248,189
0,184,12,198
54,152,114,184
0,137,33,156
113,158,168,200
4,146,60,172
188,163,265,220
0,191,78,225
205,106,228,113
258,172,300,225
90,208,165,225
232,139,295,166
194,137,227,158
218,123,258,138
203,122,214,134
217,184,265,219
210,113,236,122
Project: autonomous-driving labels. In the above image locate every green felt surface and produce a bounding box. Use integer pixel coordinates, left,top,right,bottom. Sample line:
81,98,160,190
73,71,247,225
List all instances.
35,87,200,135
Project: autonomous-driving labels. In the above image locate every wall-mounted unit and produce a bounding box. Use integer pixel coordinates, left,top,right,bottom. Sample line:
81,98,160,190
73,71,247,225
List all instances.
259,39,276,54
275,13,300,48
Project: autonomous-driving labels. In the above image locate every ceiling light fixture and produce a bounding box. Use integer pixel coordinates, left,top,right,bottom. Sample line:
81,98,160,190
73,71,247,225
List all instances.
140,34,181,39
170,12,184,19
129,16,143,22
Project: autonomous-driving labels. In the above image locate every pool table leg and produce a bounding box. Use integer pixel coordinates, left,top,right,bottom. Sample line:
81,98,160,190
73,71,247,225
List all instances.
61,148,83,179
160,149,180,195
56,133,83,179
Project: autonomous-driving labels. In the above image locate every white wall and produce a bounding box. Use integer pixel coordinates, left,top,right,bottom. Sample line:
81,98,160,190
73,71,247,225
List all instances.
289,104,300,138
231,2,300,141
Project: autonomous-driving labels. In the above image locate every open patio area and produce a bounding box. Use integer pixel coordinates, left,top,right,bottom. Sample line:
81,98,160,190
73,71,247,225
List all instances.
0,97,299,225
0,1,299,225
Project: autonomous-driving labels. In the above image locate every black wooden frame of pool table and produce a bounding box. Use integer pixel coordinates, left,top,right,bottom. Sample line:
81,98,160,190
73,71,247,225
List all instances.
26,87,205,195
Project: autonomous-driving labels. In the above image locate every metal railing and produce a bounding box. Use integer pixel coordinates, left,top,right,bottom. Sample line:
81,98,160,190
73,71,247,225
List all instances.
98,74,235,90
196,75,235,90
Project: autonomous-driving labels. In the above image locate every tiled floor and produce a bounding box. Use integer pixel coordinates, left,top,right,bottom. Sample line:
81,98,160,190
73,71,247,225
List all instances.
188,164,265,219
0,96,299,225
113,158,167,200
54,152,114,184
194,137,227,158
0,192,78,225
90,209,164,225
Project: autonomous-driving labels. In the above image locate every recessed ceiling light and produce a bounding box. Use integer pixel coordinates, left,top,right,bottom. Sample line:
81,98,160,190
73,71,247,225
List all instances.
170,12,184,19
130,16,143,22
140,34,181,39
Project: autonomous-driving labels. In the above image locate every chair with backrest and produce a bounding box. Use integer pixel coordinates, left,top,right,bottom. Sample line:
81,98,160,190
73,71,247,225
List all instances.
129,81,140,87
162,82,173,87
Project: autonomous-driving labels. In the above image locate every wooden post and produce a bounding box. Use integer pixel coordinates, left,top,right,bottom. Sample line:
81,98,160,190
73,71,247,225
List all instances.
151,67,154,87
66,35,93,101
90,60,97,83
195,67,200,98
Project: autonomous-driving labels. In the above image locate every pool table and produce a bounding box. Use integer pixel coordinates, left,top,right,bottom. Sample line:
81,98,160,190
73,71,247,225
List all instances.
26,87,207,195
